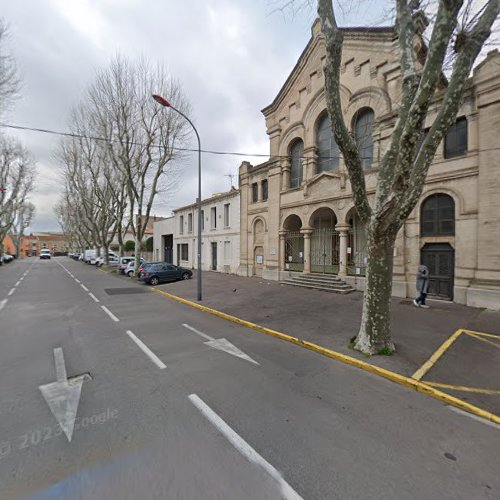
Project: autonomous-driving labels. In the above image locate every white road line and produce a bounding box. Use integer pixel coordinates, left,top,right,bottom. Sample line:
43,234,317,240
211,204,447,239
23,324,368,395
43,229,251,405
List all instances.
80,284,89,292
101,305,119,322
126,330,166,369
74,279,81,284
19,277,23,282
15,280,21,287
8,288,15,296
88,293,100,303
0,299,7,311
188,394,303,500
448,406,500,430
182,323,214,341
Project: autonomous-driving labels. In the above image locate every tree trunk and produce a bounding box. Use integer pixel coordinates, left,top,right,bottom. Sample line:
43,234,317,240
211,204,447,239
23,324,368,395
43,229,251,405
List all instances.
354,226,397,355
134,237,141,274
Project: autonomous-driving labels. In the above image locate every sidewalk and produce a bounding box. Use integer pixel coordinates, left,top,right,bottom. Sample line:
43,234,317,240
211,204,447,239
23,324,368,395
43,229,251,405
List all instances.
154,271,500,416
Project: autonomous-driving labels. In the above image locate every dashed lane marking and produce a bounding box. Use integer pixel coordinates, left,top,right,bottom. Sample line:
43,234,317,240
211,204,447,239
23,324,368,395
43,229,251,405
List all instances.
101,305,119,322
189,394,303,500
7,288,15,296
0,299,7,311
448,406,500,430
74,279,81,284
88,293,100,303
15,280,21,287
80,284,89,292
126,330,166,369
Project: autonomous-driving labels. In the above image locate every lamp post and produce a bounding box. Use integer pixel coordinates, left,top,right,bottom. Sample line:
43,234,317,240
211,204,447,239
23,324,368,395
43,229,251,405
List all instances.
152,94,202,301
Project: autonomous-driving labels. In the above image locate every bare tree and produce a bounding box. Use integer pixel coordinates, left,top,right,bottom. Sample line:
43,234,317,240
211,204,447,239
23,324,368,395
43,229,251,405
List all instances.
317,0,499,353
0,20,21,116
11,200,35,257
0,135,35,256
85,56,190,270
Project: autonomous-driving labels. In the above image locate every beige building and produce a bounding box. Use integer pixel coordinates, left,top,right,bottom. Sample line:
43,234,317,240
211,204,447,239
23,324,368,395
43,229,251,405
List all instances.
238,20,500,310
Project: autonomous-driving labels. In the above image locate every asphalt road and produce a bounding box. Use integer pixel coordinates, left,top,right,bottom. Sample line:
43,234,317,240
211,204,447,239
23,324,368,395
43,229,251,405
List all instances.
0,257,498,500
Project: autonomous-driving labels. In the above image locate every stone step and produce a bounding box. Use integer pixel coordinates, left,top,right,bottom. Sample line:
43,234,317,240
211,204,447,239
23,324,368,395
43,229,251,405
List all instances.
286,277,351,289
295,274,343,283
281,281,354,294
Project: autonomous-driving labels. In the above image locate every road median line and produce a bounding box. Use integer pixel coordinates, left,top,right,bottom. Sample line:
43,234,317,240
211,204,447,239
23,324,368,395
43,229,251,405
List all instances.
151,287,500,425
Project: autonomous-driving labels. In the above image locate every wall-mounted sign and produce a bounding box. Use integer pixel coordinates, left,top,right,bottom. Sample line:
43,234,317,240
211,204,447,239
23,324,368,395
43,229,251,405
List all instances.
288,256,293,262
355,267,361,275
347,247,352,254
256,255,263,264
299,252,303,258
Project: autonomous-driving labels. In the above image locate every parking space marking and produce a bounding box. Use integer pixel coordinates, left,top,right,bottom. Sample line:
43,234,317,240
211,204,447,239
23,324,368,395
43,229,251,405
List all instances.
189,394,303,500
412,329,463,381
126,330,166,369
448,406,500,430
462,329,500,339
0,299,7,311
425,381,500,395
463,331,500,350
101,305,119,322
88,292,100,303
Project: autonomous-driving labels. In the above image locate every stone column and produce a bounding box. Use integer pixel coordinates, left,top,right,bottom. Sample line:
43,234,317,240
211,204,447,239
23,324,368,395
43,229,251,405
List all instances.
279,230,286,271
281,160,291,191
336,223,350,277
301,228,313,274
303,147,317,181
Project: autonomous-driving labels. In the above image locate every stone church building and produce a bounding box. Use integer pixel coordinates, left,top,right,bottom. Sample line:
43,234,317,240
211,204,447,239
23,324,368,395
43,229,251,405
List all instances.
238,20,500,309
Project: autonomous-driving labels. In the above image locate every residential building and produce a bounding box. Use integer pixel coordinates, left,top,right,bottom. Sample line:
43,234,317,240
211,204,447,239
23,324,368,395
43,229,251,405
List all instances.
239,20,500,309
153,188,240,273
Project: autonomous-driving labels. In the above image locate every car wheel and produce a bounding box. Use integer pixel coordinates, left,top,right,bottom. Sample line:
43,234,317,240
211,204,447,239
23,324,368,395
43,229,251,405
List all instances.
127,270,134,277
182,272,190,280
149,276,159,286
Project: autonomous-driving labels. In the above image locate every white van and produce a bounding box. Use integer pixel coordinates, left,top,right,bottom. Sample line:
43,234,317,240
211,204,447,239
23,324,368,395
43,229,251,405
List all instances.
83,249,96,264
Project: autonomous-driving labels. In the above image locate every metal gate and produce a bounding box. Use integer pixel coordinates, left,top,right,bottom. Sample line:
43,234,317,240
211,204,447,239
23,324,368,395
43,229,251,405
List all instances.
284,231,304,271
311,228,339,274
347,227,367,276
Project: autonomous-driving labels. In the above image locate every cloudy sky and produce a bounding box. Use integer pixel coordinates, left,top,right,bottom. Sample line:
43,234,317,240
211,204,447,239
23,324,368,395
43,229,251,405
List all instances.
2,0,390,232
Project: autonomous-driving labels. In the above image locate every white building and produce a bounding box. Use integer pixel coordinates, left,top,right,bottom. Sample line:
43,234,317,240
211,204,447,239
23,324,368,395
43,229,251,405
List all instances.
153,188,240,273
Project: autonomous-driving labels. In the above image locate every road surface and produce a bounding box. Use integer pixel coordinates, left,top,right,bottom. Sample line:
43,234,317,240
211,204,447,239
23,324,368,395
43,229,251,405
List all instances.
0,257,498,499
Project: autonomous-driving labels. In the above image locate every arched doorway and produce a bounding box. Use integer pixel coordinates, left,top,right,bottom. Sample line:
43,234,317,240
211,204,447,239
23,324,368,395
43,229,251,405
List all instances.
347,209,367,276
310,208,339,274
421,243,454,299
283,214,304,272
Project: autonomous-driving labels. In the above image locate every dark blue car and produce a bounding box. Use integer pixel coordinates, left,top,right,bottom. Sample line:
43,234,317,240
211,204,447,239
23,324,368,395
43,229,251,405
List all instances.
139,262,192,286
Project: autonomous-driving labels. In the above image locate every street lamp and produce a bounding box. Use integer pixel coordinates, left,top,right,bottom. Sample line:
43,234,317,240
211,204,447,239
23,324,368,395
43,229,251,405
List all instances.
152,94,203,301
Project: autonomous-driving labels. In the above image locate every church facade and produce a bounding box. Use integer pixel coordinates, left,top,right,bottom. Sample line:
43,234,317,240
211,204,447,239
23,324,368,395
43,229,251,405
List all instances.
238,20,500,309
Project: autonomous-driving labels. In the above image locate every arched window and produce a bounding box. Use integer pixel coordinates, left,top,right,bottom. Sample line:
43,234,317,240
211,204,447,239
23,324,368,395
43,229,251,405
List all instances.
316,114,339,173
421,194,455,236
290,140,304,188
353,108,374,169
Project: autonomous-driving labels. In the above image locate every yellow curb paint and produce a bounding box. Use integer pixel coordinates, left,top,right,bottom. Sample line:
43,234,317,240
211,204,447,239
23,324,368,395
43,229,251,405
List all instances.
151,288,500,425
411,329,463,381
423,381,500,395
462,329,500,340
463,331,500,350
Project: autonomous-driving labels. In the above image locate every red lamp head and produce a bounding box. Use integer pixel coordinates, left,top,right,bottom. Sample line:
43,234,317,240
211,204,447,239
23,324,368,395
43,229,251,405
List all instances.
152,94,171,107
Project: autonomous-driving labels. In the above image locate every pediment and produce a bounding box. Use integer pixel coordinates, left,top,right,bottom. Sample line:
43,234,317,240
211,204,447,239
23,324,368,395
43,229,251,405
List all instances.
303,171,346,198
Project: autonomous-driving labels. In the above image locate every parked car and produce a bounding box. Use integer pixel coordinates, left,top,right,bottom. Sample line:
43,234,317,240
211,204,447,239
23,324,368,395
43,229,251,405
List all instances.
138,262,192,286
39,249,51,260
95,254,119,267
1,253,14,264
124,258,146,277
118,256,135,274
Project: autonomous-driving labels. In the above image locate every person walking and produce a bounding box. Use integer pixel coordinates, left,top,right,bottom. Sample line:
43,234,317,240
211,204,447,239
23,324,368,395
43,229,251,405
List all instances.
414,264,430,308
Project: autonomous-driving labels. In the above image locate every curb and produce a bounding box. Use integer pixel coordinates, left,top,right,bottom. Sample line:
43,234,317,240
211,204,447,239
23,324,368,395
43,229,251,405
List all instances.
151,287,500,425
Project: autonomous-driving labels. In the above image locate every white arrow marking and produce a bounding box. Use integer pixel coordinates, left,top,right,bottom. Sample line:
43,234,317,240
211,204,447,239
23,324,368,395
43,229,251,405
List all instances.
204,338,260,365
182,324,259,365
39,348,84,442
